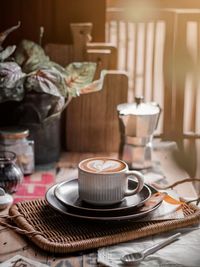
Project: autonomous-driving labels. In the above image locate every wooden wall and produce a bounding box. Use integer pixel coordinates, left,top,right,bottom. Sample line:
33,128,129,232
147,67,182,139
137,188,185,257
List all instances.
0,0,106,46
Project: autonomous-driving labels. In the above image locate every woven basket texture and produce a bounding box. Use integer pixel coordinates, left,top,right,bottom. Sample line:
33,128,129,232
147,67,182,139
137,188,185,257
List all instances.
9,199,200,254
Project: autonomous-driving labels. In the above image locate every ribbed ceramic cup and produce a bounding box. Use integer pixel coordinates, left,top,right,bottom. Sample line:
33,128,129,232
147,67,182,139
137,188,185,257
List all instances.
78,157,144,205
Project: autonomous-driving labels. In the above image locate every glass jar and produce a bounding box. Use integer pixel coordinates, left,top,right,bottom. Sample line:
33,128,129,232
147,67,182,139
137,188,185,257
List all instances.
0,151,23,193
0,128,35,175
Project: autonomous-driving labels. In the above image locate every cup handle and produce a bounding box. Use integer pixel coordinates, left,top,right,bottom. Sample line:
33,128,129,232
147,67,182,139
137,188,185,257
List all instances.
124,170,144,196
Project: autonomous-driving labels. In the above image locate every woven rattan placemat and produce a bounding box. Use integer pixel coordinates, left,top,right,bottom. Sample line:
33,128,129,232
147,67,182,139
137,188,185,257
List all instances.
7,199,200,254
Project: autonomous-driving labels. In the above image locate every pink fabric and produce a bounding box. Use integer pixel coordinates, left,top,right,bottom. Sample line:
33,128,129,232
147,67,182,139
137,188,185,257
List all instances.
14,172,55,203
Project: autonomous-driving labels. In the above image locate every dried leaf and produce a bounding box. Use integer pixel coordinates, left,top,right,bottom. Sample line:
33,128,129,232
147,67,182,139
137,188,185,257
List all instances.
140,192,166,211
163,194,184,205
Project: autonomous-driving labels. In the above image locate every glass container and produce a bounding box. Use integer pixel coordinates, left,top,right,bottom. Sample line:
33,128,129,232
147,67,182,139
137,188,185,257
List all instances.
0,128,34,175
0,151,23,193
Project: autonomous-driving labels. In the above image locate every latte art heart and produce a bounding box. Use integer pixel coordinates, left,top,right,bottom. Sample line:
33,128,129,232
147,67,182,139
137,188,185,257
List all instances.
88,160,121,172
78,158,125,173
80,158,126,173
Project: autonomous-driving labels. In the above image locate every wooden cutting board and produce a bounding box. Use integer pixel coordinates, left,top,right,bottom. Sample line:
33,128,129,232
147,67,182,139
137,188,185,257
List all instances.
66,70,128,152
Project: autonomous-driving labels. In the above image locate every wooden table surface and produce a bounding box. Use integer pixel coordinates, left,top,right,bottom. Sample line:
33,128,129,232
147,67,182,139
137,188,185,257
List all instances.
0,142,198,267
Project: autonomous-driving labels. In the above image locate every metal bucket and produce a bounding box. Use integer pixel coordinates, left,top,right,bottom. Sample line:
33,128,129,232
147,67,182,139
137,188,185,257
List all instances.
16,93,62,165
24,115,61,165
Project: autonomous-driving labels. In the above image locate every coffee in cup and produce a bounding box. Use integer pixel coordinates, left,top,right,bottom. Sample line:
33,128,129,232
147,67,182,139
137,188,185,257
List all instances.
79,158,126,173
78,157,144,205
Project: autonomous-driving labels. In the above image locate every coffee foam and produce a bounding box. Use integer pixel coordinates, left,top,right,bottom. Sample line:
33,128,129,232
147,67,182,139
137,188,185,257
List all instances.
80,158,126,173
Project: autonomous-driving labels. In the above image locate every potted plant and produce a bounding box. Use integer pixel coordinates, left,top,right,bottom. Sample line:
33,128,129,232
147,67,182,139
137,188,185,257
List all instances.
0,23,104,164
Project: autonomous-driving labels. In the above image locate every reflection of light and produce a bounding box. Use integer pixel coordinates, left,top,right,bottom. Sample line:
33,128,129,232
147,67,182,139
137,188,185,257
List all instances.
125,8,155,22
124,1,158,22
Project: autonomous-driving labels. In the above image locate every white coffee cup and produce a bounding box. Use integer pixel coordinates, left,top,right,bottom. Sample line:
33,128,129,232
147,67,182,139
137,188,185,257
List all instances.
78,157,144,205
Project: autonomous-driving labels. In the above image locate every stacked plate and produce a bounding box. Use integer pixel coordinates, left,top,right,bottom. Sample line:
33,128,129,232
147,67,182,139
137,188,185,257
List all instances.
45,179,163,221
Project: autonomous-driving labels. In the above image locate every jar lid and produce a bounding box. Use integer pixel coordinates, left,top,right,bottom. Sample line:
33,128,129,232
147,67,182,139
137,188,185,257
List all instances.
0,127,29,140
117,97,160,116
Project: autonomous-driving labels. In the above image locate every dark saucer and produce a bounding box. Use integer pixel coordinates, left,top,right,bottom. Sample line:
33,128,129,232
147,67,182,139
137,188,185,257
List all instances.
54,179,152,215
45,181,162,221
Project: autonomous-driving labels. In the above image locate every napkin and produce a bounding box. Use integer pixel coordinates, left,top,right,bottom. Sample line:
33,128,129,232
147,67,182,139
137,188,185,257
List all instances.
138,189,184,221
98,226,200,267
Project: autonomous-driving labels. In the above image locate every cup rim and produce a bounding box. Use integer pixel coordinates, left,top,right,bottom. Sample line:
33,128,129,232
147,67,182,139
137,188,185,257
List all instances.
78,157,128,175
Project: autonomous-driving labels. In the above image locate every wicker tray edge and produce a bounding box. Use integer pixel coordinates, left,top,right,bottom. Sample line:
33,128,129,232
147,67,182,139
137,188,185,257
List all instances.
9,200,200,254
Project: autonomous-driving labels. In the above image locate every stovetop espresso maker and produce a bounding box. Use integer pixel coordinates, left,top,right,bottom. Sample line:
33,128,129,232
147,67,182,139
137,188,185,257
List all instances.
117,96,161,169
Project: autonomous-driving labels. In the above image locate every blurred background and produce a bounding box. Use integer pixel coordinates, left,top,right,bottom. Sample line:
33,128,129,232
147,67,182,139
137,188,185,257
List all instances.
1,0,200,189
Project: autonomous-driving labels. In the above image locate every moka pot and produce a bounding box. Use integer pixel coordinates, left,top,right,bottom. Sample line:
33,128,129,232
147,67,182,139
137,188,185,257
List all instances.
117,97,161,169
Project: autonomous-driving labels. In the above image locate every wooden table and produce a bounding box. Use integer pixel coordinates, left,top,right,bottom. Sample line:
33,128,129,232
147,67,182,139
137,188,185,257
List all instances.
0,142,197,266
